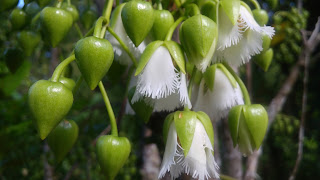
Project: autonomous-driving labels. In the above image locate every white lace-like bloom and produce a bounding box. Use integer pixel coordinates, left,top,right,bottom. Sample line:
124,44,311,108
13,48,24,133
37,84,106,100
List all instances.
106,12,146,65
132,46,191,112
159,120,219,180
193,69,244,120
213,5,275,66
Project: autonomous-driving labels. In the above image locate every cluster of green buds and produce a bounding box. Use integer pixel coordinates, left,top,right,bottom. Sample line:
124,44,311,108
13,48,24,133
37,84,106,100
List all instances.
0,0,275,179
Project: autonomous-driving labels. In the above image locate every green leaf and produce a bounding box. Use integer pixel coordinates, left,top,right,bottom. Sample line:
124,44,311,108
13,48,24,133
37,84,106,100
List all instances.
243,104,268,148
109,3,125,29
228,105,244,147
164,41,186,74
135,41,163,76
220,0,240,25
196,111,214,147
174,111,197,156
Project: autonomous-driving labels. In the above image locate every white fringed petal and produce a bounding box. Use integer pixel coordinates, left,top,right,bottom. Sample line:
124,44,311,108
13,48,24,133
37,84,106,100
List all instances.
193,69,244,121
212,5,275,67
159,123,179,179
179,73,192,109
159,120,219,180
217,6,244,50
136,46,180,99
106,14,146,65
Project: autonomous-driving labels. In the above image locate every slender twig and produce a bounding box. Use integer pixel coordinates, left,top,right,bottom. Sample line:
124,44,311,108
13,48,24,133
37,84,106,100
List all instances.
288,16,320,180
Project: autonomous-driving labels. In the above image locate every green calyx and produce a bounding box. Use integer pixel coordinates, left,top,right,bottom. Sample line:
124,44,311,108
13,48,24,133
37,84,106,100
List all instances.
10,8,27,30
96,135,131,180
163,111,215,156
151,10,174,41
17,31,41,57
47,120,79,163
74,36,114,90
128,87,153,123
28,80,74,140
179,14,218,72
253,48,273,72
40,7,73,47
121,0,154,47
228,104,268,155
135,40,186,76
220,0,240,25
203,63,237,91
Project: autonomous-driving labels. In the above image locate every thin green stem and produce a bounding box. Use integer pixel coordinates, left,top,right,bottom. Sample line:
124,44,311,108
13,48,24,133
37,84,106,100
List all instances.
31,12,40,28
84,26,94,37
100,24,108,39
74,23,83,39
222,62,251,105
56,1,63,8
72,75,83,94
174,0,181,8
98,81,118,136
248,0,261,9
102,0,114,21
93,17,107,37
157,2,163,10
107,26,138,68
67,0,71,6
215,0,219,25
165,16,186,41
51,54,75,82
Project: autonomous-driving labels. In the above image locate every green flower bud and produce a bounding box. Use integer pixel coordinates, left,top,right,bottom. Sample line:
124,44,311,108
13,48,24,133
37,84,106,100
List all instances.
228,104,268,155
151,10,174,41
252,9,269,26
96,135,131,180
128,87,153,123
253,48,273,72
179,14,218,72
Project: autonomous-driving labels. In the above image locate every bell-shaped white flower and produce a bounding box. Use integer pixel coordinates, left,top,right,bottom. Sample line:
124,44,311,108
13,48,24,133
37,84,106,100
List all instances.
193,68,244,120
213,5,275,67
132,45,191,112
106,4,147,65
159,111,219,180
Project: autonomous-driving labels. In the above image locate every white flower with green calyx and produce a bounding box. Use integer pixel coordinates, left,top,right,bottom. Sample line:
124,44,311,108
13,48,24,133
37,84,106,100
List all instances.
159,111,219,180
179,14,218,73
192,63,244,121
213,1,275,67
131,41,191,112
228,104,268,156
106,3,147,66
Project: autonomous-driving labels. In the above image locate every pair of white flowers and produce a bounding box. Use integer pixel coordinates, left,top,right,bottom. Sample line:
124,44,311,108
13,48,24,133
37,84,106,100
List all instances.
106,3,274,180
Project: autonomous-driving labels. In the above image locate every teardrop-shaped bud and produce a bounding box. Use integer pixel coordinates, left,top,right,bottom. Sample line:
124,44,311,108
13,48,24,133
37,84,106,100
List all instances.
121,0,154,47
128,87,153,123
74,36,114,90
36,0,51,8
228,104,268,155
201,1,218,21
28,80,73,140
151,10,174,41
252,9,269,26
253,48,273,72
179,14,218,72
0,0,19,12
80,9,98,30
96,135,131,180
4,47,24,73
10,8,27,30
61,2,79,22
262,35,271,52
47,120,79,163
17,31,41,56
40,7,73,47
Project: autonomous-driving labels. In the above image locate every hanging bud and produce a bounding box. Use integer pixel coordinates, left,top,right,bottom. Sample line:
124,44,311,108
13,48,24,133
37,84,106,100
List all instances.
179,14,218,72
252,9,269,26
159,110,219,179
228,104,268,155
201,1,218,21
96,135,131,180
151,10,174,41
253,48,273,72
121,0,154,47
47,120,79,163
